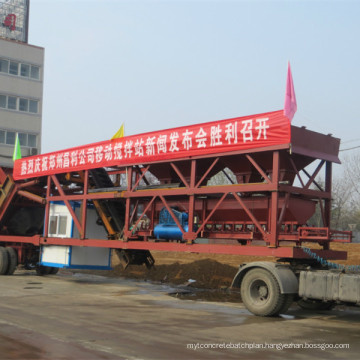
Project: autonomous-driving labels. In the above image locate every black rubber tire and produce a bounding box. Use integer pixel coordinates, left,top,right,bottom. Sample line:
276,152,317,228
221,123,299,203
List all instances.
241,268,285,317
48,267,59,275
278,294,294,314
36,265,52,276
0,247,9,275
5,247,17,275
297,299,336,311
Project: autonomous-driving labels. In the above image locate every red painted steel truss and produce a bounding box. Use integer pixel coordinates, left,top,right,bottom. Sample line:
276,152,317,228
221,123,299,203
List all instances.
0,143,350,260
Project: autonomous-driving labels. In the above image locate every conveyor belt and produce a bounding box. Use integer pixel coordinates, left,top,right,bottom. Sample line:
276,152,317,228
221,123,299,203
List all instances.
89,168,125,236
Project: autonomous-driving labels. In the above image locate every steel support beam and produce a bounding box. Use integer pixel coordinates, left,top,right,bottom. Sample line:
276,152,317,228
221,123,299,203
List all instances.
183,160,196,243
51,175,84,238
269,151,280,247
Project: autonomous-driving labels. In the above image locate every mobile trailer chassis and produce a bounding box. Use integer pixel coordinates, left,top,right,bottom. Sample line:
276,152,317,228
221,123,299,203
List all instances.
0,123,355,316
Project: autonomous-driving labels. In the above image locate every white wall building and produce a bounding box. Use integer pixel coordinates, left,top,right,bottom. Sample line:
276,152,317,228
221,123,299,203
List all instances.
0,0,44,167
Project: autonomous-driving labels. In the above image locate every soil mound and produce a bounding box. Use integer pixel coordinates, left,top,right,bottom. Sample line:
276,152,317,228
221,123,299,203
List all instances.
98,258,239,289
76,243,360,290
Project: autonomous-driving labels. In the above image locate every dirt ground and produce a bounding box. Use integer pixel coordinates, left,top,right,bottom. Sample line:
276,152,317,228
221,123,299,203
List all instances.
81,242,360,291
3,272,360,360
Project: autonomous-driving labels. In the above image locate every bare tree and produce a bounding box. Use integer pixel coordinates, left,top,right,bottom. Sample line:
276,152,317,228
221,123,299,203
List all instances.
343,150,360,200
308,157,360,230
331,176,357,230
329,151,360,237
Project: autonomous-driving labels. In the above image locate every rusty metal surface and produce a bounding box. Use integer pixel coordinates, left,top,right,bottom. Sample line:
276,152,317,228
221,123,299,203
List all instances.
290,126,341,164
0,125,349,261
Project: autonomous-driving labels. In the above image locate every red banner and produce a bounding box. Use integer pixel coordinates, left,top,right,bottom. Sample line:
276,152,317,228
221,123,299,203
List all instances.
13,110,290,180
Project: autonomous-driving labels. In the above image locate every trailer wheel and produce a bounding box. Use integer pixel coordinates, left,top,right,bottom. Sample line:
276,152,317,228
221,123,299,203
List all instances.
5,247,17,275
49,267,59,275
297,299,335,311
36,265,51,276
278,294,294,314
0,247,9,275
240,268,285,316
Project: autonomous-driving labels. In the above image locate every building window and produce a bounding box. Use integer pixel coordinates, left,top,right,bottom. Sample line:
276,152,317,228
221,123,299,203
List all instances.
58,216,68,235
0,130,37,148
0,94,39,114
20,64,30,77
6,131,15,145
0,57,41,80
7,96,17,110
49,216,58,235
0,95,5,108
0,59,9,73
29,100,38,113
9,61,19,75
18,133,27,146
19,98,29,112
49,215,68,236
28,134,37,147
30,66,40,80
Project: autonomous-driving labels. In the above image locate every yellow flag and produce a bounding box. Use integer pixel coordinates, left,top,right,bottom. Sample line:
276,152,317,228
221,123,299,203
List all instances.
111,123,124,140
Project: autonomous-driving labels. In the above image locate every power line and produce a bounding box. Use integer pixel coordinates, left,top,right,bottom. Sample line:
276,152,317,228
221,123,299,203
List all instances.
341,138,360,144
339,145,360,152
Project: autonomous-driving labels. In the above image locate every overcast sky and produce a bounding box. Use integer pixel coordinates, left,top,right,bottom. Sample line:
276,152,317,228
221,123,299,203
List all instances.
29,0,359,159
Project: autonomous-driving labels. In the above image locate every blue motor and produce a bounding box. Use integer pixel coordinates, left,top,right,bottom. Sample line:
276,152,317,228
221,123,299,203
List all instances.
154,207,189,240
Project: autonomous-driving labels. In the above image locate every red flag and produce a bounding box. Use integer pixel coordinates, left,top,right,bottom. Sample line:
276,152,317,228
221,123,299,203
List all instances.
284,62,297,121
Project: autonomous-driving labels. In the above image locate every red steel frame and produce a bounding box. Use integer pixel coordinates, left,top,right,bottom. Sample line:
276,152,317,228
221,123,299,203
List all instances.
0,136,350,261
